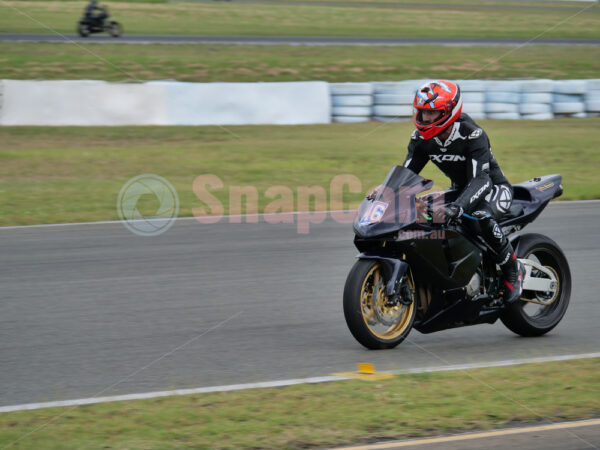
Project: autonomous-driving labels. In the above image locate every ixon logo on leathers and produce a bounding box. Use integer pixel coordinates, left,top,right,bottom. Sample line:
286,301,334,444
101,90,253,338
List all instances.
429,154,466,163
470,181,491,204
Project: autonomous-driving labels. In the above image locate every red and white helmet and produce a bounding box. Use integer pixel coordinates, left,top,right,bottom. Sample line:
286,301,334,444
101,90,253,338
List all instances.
413,80,462,140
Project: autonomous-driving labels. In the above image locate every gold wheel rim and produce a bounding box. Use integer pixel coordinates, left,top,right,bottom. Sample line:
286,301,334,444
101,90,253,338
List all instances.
360,263,414,340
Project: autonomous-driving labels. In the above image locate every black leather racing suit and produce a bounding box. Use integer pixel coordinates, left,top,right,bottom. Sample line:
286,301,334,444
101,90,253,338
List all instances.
403,113,515,265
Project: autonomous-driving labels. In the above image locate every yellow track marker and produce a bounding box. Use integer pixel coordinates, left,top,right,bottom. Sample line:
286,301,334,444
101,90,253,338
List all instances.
331,363,395,381
357,363,376,374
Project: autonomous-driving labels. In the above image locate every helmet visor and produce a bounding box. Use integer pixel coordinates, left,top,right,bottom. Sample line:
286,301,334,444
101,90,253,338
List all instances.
414,107,447,129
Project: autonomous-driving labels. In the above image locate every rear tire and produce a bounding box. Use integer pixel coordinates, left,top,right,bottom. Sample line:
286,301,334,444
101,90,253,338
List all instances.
501,233,571,336
343,259,416,349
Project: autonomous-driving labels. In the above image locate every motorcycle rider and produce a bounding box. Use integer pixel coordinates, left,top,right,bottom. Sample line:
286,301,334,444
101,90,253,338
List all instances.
84,0,108,27
402,80,525,304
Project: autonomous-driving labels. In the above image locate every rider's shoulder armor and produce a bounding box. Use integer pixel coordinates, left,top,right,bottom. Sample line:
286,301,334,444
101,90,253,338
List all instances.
458,114,486,142
410,130,423,141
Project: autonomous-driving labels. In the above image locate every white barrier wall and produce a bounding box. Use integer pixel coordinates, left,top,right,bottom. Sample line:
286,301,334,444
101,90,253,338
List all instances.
0,80,169,126
152,81,331,125
0,80,331,126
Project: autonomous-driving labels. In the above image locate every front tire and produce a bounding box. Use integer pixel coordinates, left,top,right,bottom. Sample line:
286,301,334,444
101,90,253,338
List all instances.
501,233,571,336
109,21,122,37
343,259,416,349
77,23,90,37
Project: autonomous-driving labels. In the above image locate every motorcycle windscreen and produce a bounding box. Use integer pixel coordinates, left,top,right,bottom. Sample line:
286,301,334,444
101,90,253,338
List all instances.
353,166,433,238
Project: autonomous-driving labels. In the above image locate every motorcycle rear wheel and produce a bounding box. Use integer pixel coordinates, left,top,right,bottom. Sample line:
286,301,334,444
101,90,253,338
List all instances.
343,259,416,349
501,233,571,336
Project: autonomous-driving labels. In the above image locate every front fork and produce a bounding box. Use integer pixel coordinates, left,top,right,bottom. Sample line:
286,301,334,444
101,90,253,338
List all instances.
357,253,413,305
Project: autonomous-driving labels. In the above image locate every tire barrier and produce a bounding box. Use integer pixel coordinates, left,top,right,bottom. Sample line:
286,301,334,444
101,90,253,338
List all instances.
327,78,600,123
520,113,554,121
486,91,520,103
521,92,553,104
333,115,372,123
330,83,373,96
485,103,519,114
372,116,410,122
462,103,485,114
553,80,587,95
586,101,600,112
462,92,485,103
519,103,552,115
330,83,373,122
331,106,373,117
553,102,585,114
374,93,415,104
454,80,485,92
487,112,521,120
520,79,554,92
371,81,422,123
331,95,373,107
485,80,522,92
372,104,413,117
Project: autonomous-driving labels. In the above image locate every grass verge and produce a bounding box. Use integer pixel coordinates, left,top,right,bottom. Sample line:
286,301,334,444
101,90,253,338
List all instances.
0,119,599,226
2,42,600,82
1,0,599,38
0,358,599,449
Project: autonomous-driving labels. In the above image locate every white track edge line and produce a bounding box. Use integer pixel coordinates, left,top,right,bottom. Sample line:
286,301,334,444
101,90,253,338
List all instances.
0,210,350,230
0,376,349,413
1,352,599,414
332,418,600,450
0,200,598,230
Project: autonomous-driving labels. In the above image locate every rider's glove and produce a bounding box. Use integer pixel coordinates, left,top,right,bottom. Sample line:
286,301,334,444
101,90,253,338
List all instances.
444,203,464,223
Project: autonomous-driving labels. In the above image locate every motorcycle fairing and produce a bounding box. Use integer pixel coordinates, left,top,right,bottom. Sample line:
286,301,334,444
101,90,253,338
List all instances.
354,166,433,239
398,228,482,289
499,174,563,227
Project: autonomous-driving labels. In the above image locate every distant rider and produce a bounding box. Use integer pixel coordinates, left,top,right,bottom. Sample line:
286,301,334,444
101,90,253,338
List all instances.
402,80,525,304
84,0,108,26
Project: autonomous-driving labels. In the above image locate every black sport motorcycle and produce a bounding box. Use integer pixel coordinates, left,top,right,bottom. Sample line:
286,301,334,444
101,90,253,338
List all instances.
77,8,122,38
343,166,571,349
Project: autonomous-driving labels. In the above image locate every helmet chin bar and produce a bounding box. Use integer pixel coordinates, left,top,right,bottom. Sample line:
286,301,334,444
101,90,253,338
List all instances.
416,109,450,130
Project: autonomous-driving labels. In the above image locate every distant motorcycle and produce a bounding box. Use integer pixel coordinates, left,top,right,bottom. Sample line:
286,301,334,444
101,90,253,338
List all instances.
77,6,122,37
343,166,571,349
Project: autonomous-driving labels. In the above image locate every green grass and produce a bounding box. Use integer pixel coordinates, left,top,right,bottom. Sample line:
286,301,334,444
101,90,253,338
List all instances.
2,42,600,82
1,0,599,38
1,358,599,449
1,119,599,226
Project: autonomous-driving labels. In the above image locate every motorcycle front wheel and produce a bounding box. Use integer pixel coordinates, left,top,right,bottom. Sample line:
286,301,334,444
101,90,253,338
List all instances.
343,259,416,349
109,21,122,37
77,22,90,37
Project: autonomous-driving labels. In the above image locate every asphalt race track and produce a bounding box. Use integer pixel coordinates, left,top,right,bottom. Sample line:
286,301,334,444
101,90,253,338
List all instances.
2,33,600,46
1,202,598,407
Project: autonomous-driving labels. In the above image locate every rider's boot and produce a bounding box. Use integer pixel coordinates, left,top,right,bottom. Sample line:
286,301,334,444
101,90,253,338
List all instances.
469,210,525,305
496,243,525,305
